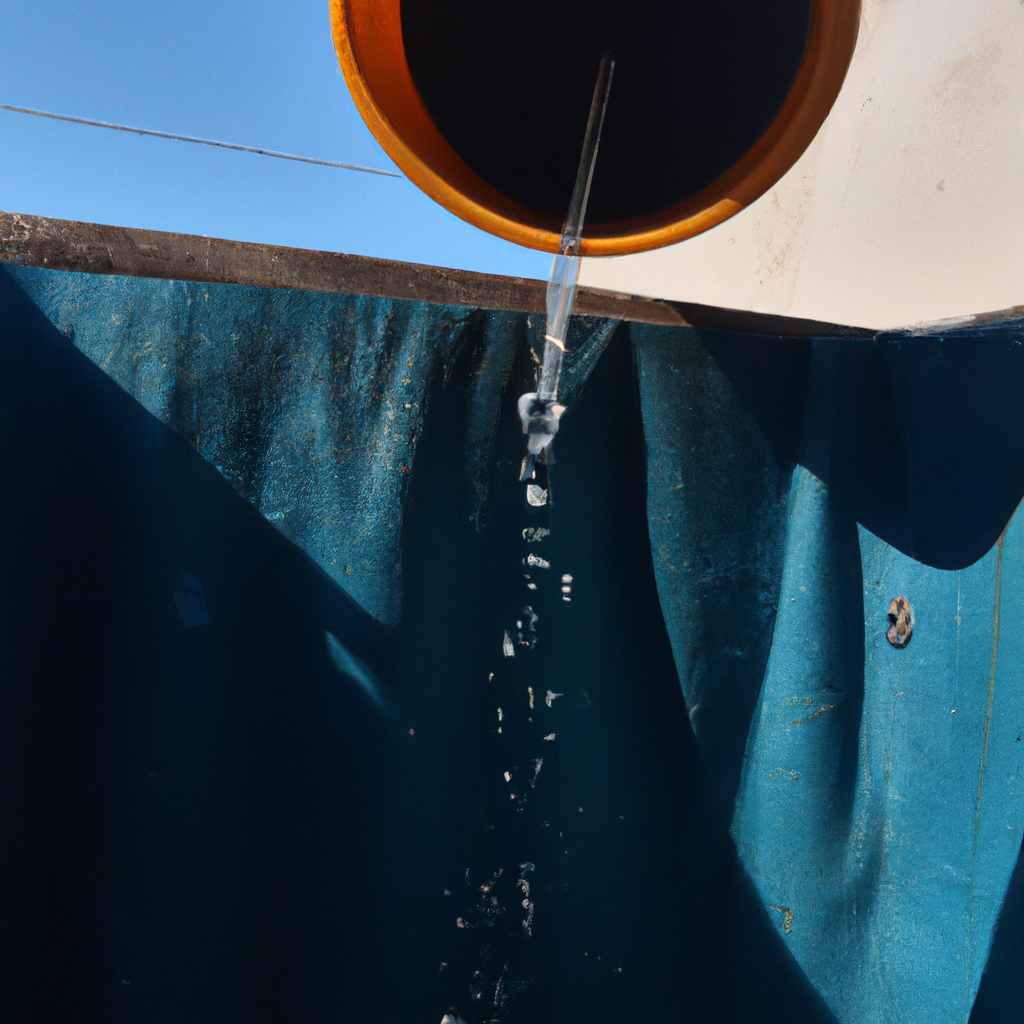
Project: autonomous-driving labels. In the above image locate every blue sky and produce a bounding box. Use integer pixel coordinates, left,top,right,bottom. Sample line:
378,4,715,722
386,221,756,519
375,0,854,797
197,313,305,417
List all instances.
0,0,552,279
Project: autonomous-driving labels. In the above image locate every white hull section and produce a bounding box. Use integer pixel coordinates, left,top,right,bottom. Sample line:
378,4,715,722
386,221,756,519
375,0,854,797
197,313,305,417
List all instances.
580,0,1024,330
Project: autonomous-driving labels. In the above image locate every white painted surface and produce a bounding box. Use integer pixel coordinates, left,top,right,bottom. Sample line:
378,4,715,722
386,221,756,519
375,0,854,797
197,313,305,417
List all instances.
579,0,1024,329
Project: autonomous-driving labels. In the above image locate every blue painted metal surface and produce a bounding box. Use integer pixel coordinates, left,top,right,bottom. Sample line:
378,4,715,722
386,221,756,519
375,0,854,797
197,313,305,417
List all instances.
4,264,473,622
635,321,1024,1023
633,324,791,820
1,263,615,622
5,260,1024,1021
734,472,1024,1023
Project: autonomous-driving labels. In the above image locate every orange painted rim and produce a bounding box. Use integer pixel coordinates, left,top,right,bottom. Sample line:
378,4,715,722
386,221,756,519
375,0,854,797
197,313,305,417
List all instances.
330,0,860,256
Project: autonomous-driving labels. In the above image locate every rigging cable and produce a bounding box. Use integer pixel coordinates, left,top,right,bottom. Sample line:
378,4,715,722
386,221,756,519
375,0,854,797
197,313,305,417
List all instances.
0,103,402,178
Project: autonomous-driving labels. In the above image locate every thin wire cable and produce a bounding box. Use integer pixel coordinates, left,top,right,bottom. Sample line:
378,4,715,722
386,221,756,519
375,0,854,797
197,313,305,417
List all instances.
0,103,402,178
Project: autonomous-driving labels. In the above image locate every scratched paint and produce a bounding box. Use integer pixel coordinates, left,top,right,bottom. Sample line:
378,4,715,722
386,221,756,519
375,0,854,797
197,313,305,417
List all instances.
636,319,1024,1023
8,258,1024,1020
0,263,616,624
732,467,1024,1024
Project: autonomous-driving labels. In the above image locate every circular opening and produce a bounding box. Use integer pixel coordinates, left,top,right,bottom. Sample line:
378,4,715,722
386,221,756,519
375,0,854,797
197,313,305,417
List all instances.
332,0,859,254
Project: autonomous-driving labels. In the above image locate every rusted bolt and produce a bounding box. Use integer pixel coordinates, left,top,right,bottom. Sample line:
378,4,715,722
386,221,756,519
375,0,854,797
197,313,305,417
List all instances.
886,597,914,648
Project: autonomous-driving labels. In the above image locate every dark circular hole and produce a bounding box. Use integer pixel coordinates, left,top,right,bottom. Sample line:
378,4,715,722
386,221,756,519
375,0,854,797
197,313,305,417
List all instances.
401,0,812,226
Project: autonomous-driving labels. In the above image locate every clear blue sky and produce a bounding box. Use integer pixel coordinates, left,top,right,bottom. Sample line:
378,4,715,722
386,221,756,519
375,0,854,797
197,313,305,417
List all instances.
0,0,552,279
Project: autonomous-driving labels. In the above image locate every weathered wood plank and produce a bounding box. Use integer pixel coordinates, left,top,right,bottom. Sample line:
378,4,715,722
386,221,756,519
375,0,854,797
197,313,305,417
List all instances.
0,210,880,336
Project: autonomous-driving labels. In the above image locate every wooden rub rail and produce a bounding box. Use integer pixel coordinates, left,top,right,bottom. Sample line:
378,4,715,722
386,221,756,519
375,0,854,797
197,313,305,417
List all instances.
0,210,882,336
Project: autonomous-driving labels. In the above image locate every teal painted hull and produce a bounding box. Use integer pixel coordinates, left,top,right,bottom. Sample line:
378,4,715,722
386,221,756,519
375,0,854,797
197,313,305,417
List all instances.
5,260,1024,1022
